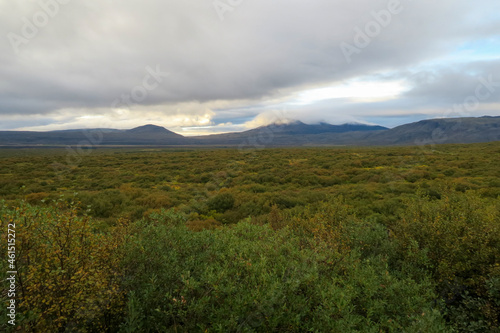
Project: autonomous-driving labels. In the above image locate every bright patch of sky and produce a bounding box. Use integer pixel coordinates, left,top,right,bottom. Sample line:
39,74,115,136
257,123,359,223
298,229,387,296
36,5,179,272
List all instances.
293,80,409,105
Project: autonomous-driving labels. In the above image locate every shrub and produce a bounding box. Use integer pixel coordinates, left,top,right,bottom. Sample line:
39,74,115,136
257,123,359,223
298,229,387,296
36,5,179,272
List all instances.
206,192,235,213
392,190,500,331
0,201,125,332
118,209,446,332
186,218,221,232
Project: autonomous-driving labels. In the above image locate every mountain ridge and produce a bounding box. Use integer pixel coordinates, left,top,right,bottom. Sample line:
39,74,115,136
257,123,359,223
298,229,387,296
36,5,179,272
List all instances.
0,116,499,147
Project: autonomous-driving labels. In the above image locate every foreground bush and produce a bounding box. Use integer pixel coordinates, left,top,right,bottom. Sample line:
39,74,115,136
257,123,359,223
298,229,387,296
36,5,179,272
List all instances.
4,191,497,331
0,201,125,332
119,209,447,332
391,190,500,332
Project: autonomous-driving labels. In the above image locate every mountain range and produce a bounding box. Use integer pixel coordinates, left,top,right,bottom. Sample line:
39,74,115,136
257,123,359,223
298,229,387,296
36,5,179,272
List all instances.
0,116,499,147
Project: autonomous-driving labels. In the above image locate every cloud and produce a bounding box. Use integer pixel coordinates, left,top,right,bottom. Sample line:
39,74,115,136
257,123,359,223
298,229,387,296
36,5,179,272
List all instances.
403,60,500,105
1,0,499,131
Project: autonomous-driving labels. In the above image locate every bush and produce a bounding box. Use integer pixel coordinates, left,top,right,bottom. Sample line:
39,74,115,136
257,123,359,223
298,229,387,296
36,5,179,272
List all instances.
186,218,221,232
0,201,125,332
206,192,235,213
391,190,500,331
119,209,446,332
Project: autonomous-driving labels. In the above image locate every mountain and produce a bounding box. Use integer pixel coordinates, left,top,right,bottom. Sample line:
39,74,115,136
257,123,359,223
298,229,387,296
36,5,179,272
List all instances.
0,124,185,146
249,121,387,135
288,116,500,146
243,121,387,135
103,124,185,145
0,117,499,147
127,124,173,134
190,117,500,146
366,116,500,145
189,121,387,145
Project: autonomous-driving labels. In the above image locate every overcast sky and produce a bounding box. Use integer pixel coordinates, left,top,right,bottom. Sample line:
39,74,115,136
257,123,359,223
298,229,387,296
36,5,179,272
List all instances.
1,0,499,135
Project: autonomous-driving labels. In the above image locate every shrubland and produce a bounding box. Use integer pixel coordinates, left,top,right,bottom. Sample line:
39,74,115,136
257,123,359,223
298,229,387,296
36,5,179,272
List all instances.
0,142,499,331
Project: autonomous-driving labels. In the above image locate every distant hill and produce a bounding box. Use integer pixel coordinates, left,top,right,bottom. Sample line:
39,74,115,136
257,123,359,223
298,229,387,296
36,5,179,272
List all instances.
367,116,500,145
189,121,387,145
189,117,500,146
247,121,387,135
127,124,174,134
0,124,185,146
287,116,500,146
0,117,498,147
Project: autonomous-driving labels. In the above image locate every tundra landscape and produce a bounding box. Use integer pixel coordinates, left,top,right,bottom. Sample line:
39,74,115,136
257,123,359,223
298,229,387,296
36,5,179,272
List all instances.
1,0,500,332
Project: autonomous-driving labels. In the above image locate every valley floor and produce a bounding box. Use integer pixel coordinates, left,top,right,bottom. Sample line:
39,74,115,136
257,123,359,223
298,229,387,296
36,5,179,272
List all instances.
1,142,499,331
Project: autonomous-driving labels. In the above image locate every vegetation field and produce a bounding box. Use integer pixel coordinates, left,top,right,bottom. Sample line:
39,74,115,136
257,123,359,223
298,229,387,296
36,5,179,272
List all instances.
1,142,499,332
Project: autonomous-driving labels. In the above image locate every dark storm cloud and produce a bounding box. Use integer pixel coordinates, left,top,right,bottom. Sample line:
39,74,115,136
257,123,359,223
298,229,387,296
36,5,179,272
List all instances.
0,0,499,128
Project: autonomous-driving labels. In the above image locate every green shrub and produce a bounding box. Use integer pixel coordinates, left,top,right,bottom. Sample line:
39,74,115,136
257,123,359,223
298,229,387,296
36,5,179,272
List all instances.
206,192,235,213
118,209,446,332
392,190,500,331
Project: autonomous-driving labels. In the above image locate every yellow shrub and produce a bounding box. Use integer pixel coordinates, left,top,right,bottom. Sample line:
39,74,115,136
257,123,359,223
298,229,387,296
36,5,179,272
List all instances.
0,201,125,332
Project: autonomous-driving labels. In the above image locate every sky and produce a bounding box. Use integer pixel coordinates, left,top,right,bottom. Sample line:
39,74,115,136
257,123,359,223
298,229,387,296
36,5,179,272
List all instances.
1,0,500,136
